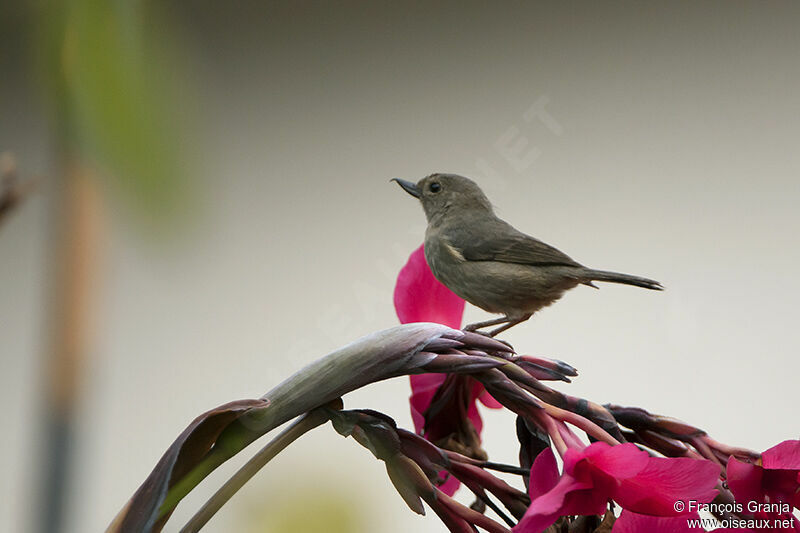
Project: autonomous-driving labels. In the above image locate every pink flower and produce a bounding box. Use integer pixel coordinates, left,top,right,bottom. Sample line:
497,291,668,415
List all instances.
394,244,501,495
514,443,720,532
727,439,800,528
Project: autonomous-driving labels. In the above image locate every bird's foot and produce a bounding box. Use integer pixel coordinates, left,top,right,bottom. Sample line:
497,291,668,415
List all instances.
464,316,511,333
463,315,522,349
486,314,532,337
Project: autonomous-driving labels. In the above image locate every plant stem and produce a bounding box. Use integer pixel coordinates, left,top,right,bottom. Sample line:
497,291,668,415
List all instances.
477,461,530,476
537,412,568,457
39,158,102,533
180,405,337,532
542,403,620,446
472,492,515,528
691,436,724,466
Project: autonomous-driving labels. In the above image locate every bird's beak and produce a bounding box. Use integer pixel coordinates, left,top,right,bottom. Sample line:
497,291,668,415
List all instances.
391,178,421,198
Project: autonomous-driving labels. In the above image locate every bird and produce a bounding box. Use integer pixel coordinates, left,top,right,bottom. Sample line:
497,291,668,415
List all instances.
392,173,663,337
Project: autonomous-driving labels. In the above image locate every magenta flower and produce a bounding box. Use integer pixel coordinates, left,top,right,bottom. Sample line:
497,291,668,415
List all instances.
727,439,800,527
613,440,800,533
394,244,501,494
514,442,720,532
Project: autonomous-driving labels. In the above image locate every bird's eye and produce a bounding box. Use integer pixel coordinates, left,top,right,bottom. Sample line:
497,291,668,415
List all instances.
429,182,442,193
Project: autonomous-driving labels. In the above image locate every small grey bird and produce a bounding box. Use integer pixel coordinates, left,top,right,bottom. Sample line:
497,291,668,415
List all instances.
393,173,663,336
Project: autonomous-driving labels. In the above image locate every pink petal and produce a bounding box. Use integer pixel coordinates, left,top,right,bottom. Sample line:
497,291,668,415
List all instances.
614,456,720,516
470,378,501,411
394,244,465,327
477,388,503,409
515,471,599,532
465,394,484,436
613,510,705,532
578,442,649,480
408,374,447,434
559,487,609,520
438,470,461,497
762,440,800,471
529,448,560,499
727,457,765,505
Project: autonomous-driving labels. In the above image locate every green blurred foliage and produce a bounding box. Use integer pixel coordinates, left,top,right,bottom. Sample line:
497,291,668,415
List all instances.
240,483,367,533
35,0,193,222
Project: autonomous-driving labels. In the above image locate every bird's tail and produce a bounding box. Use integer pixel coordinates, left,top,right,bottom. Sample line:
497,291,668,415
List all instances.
582,269,663,291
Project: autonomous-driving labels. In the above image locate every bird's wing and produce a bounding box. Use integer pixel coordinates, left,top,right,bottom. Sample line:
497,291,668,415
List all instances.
447,218,582,267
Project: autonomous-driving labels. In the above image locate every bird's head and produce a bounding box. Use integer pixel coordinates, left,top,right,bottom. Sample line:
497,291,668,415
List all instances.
392,173,493,223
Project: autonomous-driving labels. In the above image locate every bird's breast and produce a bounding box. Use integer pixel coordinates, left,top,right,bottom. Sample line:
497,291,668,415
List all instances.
423,233,464,280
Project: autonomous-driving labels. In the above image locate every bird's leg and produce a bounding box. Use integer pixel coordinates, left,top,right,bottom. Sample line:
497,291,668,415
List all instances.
463,315,518,349
463,316,511,332
487,314,532,337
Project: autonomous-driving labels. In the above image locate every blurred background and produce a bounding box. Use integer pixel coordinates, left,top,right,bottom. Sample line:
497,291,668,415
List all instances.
1,1,799,532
